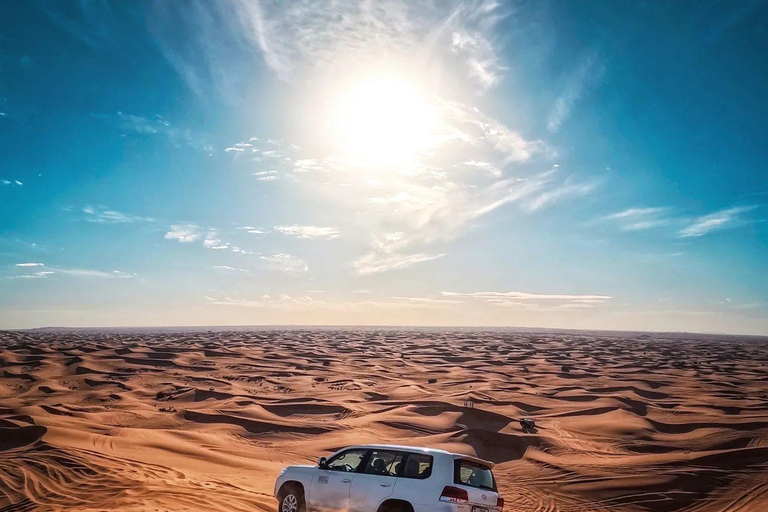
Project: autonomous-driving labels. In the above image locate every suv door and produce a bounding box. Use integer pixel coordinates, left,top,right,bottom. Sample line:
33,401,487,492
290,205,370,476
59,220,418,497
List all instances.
348,450,403,512
309,448,369,511
390,452,436,509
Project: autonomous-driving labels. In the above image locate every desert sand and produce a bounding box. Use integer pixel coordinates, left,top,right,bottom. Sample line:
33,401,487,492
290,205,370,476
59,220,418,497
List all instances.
1,327,767,512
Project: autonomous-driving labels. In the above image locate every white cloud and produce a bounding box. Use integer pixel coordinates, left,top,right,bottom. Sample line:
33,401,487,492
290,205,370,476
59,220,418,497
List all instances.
212,265,250,273
149,0,511,100
81,205,154,224
354,252,444,275
207,294,451,311
8,263,135,280
239,226,267,234
274,225,340,239
197,1,610,275
165,224,202,243
227,119,573,274
391,296,463,304
202,229,228,249
57,268,136,279
93,111,211,151
442,291,612,301
441,290,612,311
547,51,604,133
600,207,672,231
523,179,597,212
7,271,54,280
678,205,758,238
260,253,309,273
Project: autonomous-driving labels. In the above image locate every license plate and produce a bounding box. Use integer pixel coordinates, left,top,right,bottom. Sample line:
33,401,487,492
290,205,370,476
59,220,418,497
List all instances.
472,507,489,512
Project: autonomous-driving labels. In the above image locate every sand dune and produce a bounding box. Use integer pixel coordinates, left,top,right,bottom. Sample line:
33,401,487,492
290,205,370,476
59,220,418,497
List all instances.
1,328,767,511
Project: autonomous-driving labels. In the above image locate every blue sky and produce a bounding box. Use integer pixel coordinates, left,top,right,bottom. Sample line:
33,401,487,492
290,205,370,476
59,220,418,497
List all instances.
1,0,767,333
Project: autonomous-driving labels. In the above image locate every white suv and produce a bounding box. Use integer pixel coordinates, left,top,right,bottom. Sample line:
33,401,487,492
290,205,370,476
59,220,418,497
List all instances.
274,444,504,512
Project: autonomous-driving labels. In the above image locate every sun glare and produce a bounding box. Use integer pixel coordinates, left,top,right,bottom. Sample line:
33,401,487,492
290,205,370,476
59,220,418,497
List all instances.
329,77,438,168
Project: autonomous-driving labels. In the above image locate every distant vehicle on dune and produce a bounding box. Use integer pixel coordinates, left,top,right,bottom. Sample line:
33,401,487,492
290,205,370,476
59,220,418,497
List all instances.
275,444,504,512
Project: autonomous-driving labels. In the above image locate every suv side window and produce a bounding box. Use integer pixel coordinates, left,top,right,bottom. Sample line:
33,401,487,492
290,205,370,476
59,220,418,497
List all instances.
401,453,433,479
363,450,402,477
325,449,368,472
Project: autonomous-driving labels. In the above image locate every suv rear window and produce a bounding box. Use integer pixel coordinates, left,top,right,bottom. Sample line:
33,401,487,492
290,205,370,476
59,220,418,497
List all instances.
401,453,433,479
454,459,496,491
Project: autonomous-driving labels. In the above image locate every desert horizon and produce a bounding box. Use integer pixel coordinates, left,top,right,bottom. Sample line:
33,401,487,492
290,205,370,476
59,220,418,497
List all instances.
10,325,768,339
3,327,768,511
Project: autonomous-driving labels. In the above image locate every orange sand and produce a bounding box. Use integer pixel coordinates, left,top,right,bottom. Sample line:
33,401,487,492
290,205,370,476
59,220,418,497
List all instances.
1,328,767,511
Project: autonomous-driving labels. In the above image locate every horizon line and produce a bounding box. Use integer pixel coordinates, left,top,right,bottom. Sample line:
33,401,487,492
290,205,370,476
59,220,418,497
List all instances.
3,323,767,339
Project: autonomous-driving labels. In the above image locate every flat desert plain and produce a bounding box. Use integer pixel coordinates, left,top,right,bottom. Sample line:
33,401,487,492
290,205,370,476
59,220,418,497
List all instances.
1,328,767,512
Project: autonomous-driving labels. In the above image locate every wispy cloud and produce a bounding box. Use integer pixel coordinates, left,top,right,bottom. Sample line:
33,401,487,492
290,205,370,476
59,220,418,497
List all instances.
547,50,604,133
600,207,672,231
81,205,154,224
260,253,309,273
523,178,598,212
391,296,463,304
165,224,202,243
175,1,604,275
354,252,444,275
447,2,509,92
149,0,511,99
678,205,758,237
212,265,250,273
56,268,136,279
239,226,268,234
442,291,612,301
8,264,135,280
36,0,121,49
441,290,612,310
225,102,573,274
206,294,452,311
7,271,54,280
93,111,211,152
165,225,259,255
274,225,340,240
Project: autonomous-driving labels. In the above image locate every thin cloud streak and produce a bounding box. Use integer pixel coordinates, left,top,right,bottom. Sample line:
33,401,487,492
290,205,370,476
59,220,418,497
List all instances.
547,50,604,133
274,225,340,239
599,207,672,231
81,205,155,224
354,252,445,275
678,205,758,237
260,253,309,273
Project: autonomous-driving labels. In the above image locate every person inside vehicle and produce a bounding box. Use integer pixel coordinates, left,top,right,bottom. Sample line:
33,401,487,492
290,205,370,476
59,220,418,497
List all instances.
371,458,388,475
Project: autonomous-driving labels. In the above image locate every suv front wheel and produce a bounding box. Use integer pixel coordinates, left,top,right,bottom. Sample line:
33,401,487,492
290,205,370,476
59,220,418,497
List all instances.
278,484,306,512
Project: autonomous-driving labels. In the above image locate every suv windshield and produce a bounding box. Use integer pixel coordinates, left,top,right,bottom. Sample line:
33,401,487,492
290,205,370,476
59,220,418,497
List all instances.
326,449,368,472
454,459,497,491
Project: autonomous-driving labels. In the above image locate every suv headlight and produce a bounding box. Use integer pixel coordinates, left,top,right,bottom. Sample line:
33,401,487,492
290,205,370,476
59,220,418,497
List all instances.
278,468,289,477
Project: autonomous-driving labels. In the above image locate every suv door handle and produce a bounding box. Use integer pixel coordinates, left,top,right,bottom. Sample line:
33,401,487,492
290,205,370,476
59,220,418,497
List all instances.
341,478,352,483
380,483,392,487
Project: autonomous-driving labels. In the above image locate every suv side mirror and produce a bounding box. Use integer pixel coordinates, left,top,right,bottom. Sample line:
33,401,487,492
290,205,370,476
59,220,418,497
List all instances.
318,457,328,469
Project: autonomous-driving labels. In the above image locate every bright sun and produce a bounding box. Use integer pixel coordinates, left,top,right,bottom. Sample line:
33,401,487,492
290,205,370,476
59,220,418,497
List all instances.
329,77,438,168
